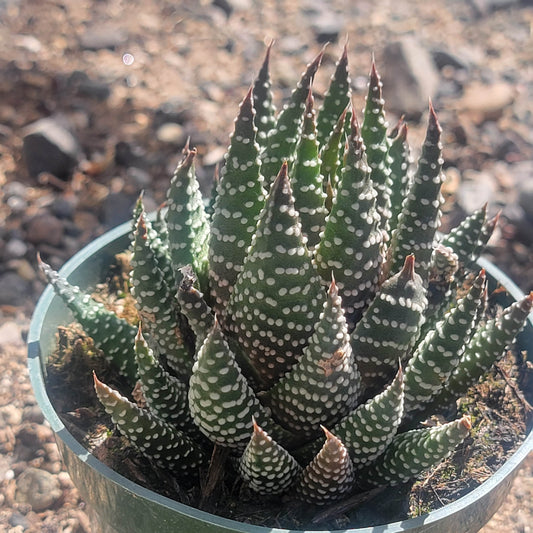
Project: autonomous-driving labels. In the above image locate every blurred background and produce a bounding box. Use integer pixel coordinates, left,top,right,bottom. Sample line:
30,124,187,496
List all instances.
0,0,532,531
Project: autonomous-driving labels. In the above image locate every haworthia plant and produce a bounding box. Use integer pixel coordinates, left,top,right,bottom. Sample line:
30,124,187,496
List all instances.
41,46,532,521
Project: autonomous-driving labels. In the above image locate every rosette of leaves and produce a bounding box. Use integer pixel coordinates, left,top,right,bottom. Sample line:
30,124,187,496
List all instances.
40,45,533,518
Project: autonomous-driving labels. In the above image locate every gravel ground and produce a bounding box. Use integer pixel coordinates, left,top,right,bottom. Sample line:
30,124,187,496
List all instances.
0,0,532,531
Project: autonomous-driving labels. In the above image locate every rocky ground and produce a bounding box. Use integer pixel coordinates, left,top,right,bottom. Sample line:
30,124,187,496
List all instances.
0,0,532,531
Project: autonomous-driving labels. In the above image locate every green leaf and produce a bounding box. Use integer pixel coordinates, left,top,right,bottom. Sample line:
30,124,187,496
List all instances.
421,243,460,334
189,322,291,449
134,327,193,430
387,104,444,282
238,419,301,495
361,61,393,240
208,87,266,318
314,115,384,327
316,44,351,147
319,106,349,192
261,50,324,184
444,292,533,399
439,204,487,269
227,162,325,388
388,120,412,232
38,256,137,382
165,148,210,292
131,214,193,380
177,267,215,352
94,373,205,475
289,89,328,248
358,416,471,488
403,270,487,422
351,255,428,389
295,427,355,505
253,41,276,146
332,367,404,469
267,278,360,439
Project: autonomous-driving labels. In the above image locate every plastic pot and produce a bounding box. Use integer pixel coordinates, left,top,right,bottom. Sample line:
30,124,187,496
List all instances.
28,220,533,533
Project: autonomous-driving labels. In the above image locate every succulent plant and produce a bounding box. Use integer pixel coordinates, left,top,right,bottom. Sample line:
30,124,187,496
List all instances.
40,45,532,522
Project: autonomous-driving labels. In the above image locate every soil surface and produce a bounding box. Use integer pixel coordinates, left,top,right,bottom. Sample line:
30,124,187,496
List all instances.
0,0,532,531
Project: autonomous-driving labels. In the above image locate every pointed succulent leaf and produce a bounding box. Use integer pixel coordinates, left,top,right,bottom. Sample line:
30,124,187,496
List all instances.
267,279,360,439
315,116,384,327
319,106,349,191
165,148,210,292
134,327,193,429
440,204,487,269
38,257,137,382
387,104,444,282
477,210,500,254
289,89,328,248
316,44,351,147
131,214,193,380
253,41,276,145
208,87,266,318
189,322,291,449
422,243,460,333
94,374,205,475
351,255,428,388
261,50,323,183
295,427,355,505
131,196,173,286
361,61,393,239
388,121,412,232
358,416,471,488
332,366,404,468
444,292,533,399
177,267,215,351
403,270,487,421
227,163,325,388
238,419,301,495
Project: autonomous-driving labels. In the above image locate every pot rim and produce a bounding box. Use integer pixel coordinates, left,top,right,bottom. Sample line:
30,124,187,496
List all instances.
28,220,533,533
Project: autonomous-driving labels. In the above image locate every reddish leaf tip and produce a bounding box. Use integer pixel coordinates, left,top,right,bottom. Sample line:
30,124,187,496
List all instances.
460,415,472,431
400,254,416,281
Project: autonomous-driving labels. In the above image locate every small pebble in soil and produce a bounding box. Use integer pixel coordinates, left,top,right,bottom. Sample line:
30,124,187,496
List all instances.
15,467,62,512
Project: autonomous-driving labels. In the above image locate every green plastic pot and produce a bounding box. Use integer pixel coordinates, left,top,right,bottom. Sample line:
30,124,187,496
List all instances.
28,220,533,533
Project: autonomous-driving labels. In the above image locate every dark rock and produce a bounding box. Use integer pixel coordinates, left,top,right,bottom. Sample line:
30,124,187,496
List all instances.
79,26,127,51
469,0,521,15
311,12,343,44
50,196,77,219
212,0,234,17
103,192,138,228
22,117,82,179
16,423,53,448
66,69,90,87
153,100,193,129
25,213,64,246
381,37,440,120
9,511,30,529
431,49,469,71
114,141,147,168
15,467,61,512
22,405,45,425
76,79,112,101
0,272,31,306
